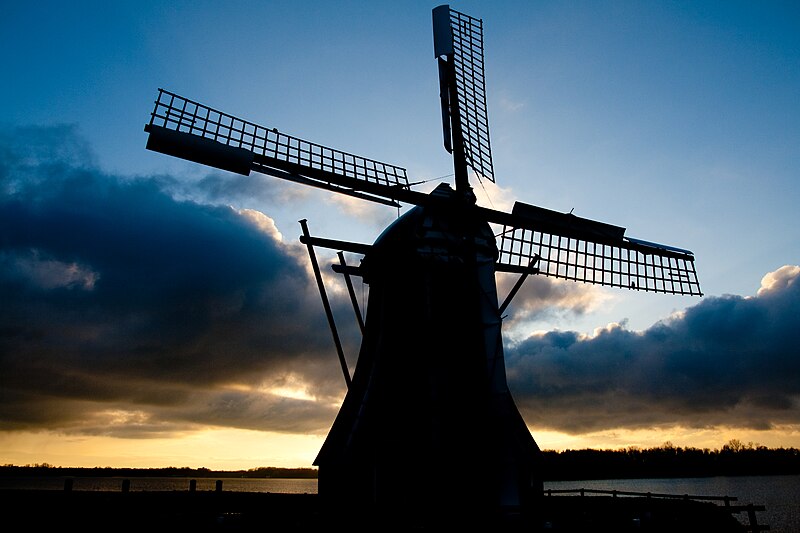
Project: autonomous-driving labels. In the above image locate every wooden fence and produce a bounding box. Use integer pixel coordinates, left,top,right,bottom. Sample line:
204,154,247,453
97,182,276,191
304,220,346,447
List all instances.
545,487,769,532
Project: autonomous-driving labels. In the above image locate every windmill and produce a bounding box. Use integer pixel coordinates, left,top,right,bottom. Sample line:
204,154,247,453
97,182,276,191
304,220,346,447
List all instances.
143,4,702,527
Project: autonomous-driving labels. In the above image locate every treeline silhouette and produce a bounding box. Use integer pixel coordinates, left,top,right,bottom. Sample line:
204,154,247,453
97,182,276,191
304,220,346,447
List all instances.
540,440,800,480
0,464,318,479
3,441,798,481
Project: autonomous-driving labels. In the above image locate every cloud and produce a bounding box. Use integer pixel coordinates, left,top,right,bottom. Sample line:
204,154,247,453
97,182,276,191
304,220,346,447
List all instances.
191,171,313,208
757,265,799,297
497,273,611,327
506,265,800,434
495,89,527,113
473,178,516,213
0,125,357,436
1,249,99,290
326,191,398,229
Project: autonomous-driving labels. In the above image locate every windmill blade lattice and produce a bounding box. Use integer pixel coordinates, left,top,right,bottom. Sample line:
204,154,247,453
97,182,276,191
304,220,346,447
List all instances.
438,7,494,183
145,89,409,206
494,202,702,296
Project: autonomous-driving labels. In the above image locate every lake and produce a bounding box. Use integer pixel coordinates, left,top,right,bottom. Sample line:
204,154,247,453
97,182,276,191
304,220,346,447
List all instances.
2,475,797,532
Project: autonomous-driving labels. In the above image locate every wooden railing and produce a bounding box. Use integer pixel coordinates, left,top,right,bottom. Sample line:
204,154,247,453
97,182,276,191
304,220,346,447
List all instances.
545,487,769,532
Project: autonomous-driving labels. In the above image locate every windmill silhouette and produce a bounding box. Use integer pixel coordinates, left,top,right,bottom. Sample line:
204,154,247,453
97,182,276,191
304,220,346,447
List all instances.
144,4,701,527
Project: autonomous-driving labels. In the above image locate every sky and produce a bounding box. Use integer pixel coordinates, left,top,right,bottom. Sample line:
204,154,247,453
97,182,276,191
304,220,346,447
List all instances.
1,0,799,469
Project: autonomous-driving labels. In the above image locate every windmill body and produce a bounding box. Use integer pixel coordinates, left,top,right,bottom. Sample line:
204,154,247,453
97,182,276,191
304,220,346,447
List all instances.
143,4,702,526
314,182,542,521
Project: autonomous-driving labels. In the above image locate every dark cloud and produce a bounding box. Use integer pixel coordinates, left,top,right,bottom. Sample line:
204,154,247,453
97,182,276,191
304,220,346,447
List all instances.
162,170,313,209
506,265,800,434
0,125,357,436
496,271,605,327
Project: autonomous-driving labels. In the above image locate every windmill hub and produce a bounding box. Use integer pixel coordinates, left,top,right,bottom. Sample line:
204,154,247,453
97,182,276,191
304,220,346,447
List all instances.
358,184,490,282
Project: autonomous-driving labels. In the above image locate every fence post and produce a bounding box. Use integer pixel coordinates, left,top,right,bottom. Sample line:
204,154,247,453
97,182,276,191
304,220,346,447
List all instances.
215,480,223,492
746,504,759,531
189,479,197,492
64,478,73,491
121,479,130,492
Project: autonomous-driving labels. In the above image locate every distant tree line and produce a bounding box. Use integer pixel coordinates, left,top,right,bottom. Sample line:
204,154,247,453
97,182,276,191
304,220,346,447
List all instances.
540,440,800,480
0,464,318,479
3,441,798,481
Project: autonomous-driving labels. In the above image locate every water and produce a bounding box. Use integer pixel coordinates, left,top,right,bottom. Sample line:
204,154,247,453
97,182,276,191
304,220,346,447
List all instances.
2,475,797,532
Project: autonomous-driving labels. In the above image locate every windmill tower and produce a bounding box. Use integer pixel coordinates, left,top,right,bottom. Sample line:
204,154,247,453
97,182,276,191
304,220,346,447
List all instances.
143,5,702,528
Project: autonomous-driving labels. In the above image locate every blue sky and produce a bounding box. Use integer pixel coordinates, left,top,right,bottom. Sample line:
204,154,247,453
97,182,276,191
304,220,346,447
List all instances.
1,1,799,468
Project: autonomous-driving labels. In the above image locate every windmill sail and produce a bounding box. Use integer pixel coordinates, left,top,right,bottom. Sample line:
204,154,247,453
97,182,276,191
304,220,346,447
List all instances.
145,89,410,207
484,201,702,295
433,5,494,184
